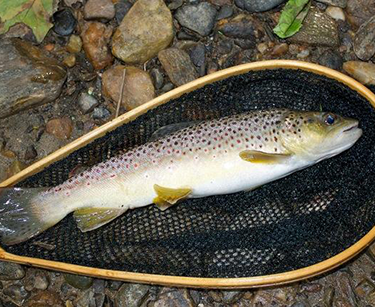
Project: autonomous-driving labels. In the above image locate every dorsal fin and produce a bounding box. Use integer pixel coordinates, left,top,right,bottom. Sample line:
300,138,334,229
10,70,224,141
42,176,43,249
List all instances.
149,121,202,141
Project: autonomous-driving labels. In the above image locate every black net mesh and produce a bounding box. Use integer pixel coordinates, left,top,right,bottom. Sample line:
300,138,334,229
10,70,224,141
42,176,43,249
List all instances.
4,69,375,278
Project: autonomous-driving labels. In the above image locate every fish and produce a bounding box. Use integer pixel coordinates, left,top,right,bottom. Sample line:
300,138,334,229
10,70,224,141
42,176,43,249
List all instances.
0,109,362,245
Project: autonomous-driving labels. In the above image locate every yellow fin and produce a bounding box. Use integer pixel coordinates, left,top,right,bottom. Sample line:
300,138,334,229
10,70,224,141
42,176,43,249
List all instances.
153,184,192,211
239,150,291,164
73,208,126,232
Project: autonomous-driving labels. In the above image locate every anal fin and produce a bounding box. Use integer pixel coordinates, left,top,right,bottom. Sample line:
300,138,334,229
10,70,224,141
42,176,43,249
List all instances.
73,208,127,232
153,184,192,211
239,150,291,164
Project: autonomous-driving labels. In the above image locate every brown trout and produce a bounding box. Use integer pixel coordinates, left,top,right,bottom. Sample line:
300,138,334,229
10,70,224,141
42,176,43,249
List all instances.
0,109,362,245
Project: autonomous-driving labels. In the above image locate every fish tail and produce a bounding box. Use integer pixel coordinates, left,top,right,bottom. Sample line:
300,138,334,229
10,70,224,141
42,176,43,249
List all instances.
0,187,66,245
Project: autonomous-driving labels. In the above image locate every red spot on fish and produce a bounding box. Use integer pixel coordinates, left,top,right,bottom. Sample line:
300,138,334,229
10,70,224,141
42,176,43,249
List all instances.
110,174,116,178
134,163,138,168
87,182,90,186
237,140,241,144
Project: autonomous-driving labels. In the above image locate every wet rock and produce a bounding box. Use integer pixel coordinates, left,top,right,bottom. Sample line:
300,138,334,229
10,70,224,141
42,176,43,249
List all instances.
0,39,66,118
208,290,222,302
102,66,155,111
315,0,347,7
353,16,375,61
63,274,93,290
63,54,76,67
175,3,217,37
115,283,150,307
84,0,115,20
153,289,194,307
24,145,37,161
92,279,105,293
343,61,375,85
189,43,206,70
161,82,174,93
222,291,243,304
217,14,264,40
78,93,99,113
234,0,286,12
168,0,184,10
346,0,375,29
151,68,164,90
326,6,345,21
158,48,198,86
301,282,322,293
81,22,113,70
272,43,289,56
288,7,339,47
115,0,132,23
209,0,232,5
217,5,234,20
108,280,123,291
24,291,63,307
112,0,173,64
52,9,77,36
67,35,82,53
93,106,111,120
0,262,25,280
318,50,343,70
46,118,73,140
3,285,30,305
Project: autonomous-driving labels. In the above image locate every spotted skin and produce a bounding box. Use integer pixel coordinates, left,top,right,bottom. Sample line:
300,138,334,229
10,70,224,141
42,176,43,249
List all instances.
1,108,362,245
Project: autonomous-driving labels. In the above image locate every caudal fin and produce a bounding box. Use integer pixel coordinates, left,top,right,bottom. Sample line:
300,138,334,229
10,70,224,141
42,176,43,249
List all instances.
0,187,64,245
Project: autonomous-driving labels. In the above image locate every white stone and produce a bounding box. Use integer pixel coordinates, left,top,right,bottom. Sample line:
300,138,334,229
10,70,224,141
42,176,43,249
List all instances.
326,6,345,21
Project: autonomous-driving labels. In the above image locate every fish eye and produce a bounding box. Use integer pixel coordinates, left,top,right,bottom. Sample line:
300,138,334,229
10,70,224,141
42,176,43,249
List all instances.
325,114,335,125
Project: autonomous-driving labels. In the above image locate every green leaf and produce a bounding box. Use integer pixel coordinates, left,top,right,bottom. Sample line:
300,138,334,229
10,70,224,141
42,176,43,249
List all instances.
273,0,311,39
0,0,57,43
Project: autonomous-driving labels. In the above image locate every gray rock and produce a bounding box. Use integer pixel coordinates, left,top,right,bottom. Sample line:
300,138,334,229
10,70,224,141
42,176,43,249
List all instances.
318,50,343,70
175,3,217,37
0,39,66,119
84,0,115,20
222,291,244,304
93,106,111,120
151,68,164,90
92,279,106,293
168,0,184,10
346,0,375,29
115,1,132,23
189,44,206,67
52,9,77,36
0,262,25,280
288,7,339,47
112,0,173,64
63,273,93,290
291,302,308,307
158,48,199,86
78,93,99,114
153,289,194,307
353,16,375,61
217,14,264,40
234,0,286,12
24,145,37,160
161,82,174,93
3,285,30,305
33,273,49,291
217,5,234,20
315,0,347,7
115,283,150,307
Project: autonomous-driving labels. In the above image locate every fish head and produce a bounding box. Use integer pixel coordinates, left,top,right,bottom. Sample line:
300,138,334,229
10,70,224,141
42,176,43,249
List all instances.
280,110,362,162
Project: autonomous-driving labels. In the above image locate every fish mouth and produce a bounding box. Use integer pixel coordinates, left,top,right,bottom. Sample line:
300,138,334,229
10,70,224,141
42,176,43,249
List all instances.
343,122,359,133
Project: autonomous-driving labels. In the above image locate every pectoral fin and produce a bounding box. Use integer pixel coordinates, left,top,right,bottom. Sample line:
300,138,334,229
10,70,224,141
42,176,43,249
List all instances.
239,150,291,164
153,184,192,211
73,208,127,232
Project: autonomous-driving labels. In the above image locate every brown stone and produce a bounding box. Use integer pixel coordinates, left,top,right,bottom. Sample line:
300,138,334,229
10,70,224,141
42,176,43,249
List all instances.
271,43,289,56
84,0,115,20
24,291,64,307
81,22,113,70
102,66,155,111
158,48,198,86
112,0,173,64
66,34,82,53
288,7,339,47
46,118,73,140
343,61,375,85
